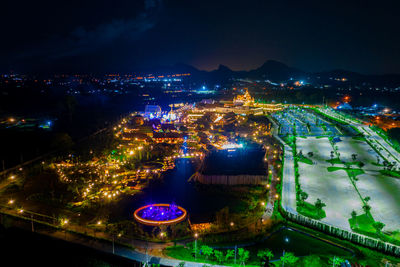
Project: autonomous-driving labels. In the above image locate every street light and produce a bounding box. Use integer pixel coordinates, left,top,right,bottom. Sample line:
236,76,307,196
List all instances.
194,233,199,260
8,199,14,205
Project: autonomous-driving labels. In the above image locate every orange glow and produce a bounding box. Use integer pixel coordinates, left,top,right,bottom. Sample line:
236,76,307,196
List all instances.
342,95,351,103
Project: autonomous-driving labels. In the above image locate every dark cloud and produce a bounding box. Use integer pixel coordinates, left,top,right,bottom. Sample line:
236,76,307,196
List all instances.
1,0,400,74
17,0,163,62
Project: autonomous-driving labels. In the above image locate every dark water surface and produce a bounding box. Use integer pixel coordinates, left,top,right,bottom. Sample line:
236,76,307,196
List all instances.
119,158,234,223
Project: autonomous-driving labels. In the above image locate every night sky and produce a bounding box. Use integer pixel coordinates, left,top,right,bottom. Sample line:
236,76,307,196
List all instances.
2,0,400,74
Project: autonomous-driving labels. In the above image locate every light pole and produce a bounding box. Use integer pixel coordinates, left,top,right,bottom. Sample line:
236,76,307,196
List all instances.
234,245,237,265
145,241,149,267
31,214,34,232
194,233,198,261
62,219,69,240
112,235,115,254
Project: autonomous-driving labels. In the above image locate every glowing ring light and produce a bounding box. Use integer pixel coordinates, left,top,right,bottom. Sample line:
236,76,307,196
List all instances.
134,204,187,226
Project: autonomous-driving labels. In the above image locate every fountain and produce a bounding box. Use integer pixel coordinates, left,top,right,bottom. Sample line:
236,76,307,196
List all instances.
134,203,187,226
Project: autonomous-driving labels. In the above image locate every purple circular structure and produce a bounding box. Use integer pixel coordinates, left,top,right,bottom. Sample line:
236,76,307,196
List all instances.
134,203,187,226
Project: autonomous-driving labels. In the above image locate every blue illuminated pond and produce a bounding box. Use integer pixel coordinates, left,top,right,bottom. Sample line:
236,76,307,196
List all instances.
134,203,187,226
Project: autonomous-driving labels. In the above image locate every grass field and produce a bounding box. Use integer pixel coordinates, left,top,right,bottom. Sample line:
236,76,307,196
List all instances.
296,137,363,231
296,135,400,234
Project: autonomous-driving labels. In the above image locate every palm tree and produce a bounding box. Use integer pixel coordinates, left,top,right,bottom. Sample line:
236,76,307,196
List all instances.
372,222,385,235
201,245,213,261
280,252,298,266
363,204,371,214
315,198,326,210
224,250,235,263
257,249,274,266
300,191,308,205
383,160,388,170
213,250,224,264
330,256,345,267
351,210,357,220
238,248,250,266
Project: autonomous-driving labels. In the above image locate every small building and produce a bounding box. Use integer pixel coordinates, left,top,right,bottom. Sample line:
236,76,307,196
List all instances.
152,132,184,143
145,105,162,118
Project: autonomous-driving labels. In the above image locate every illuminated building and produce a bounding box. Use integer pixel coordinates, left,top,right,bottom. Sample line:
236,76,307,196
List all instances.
233,89,254,106
145,105,162,118
153,132,184,143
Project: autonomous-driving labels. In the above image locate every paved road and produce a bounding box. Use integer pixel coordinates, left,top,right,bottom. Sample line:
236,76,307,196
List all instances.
280,143,297,214
35,226,228,267
317,107,400,164
361,126,400,164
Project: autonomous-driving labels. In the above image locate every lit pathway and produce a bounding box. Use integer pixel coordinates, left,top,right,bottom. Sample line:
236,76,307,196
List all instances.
33,226,229,267
280,143,297,214
361,126,400,164
317,107,400,164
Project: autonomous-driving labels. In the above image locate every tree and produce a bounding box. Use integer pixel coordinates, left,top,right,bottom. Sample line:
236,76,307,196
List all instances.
383,160,389,170
257,249,274,265
351,210,357,220
351,153,357,161
225,250,235,263
314,198,326,210
362,204,371,213
364,196,371,203
280,252,298,266
308,151,314,158
300,191,308,203
213,250,224,264
330,256,345,267
372,221,385,235
201,245,213,260
238,248,250,266
303,255,322,266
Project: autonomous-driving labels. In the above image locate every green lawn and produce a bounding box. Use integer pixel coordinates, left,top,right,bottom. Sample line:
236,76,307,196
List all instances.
326,158,342,165
297,201,326,220
348,213,376,235
165,245,260,266
352,136,366,141
379,170,400,178
345,168,365,177
344,161,364,168
327,166,364,177
297,155,313,165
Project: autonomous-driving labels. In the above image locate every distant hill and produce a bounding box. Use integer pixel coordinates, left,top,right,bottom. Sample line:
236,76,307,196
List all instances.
148,60,400,86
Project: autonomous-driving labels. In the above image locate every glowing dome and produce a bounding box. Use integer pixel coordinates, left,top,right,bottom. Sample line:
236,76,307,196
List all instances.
134,204,187,226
